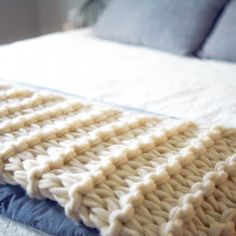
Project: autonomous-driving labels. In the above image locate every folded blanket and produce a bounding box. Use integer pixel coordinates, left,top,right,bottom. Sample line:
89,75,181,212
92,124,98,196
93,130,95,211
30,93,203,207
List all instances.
0,82,236,236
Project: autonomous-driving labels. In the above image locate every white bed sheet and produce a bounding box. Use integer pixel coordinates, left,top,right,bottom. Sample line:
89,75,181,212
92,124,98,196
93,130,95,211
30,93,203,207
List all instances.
0,215,49,236
0,29,235,127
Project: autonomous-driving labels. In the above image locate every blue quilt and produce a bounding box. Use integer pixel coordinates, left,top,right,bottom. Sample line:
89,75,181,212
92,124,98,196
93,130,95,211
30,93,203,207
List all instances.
0,184,98,236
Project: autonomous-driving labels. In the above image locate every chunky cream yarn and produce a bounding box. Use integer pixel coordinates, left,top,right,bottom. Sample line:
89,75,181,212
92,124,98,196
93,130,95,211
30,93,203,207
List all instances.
1,82,236,236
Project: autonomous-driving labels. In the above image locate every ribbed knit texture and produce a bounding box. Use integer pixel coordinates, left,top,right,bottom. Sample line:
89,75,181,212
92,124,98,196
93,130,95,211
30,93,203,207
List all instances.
0,82,236,236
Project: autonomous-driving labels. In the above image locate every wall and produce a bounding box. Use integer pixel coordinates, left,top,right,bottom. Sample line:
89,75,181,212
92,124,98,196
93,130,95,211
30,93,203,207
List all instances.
37,0,81,34
0,0,79,44
0,0,38,44
0,0,103,44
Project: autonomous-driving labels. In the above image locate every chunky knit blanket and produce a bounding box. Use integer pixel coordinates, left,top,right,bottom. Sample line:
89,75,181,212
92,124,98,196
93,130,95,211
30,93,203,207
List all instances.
1,82,236,236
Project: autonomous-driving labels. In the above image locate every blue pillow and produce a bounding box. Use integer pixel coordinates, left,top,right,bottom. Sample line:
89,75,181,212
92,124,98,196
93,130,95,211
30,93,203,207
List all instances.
200,0,236,63
93,0,229,55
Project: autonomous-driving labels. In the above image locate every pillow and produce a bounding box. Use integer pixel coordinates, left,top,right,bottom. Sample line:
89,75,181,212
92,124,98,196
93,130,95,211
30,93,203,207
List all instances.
93,0,229,55
200,0,236,63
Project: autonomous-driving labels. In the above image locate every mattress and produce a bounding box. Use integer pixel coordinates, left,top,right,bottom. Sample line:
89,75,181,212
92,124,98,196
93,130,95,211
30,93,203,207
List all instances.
0,28,235,235
0,29,235,127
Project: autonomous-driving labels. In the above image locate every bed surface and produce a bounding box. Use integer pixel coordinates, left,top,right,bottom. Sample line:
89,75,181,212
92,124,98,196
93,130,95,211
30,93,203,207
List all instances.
0,29,235,127
0,28,236,235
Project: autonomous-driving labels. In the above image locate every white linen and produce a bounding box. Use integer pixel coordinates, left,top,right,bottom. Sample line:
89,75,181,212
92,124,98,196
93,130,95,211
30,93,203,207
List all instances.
0,215,49,236
0,29,235,127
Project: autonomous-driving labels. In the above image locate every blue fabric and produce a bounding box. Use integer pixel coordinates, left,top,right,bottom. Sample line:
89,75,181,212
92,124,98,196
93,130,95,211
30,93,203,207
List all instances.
0,184,98,236
200,0,236,63
93,0,229,55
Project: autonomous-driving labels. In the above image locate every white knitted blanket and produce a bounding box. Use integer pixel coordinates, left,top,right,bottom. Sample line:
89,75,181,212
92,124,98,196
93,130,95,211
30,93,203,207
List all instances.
1,82,236,236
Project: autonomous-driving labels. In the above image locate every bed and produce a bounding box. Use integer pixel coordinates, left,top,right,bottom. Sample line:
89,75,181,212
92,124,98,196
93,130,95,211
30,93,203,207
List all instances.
0,0,236,235
0,27,235,236
0,29,236,127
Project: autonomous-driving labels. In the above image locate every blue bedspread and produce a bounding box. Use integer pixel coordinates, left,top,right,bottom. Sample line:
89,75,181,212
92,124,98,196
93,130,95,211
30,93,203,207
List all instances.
0,184,98,236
